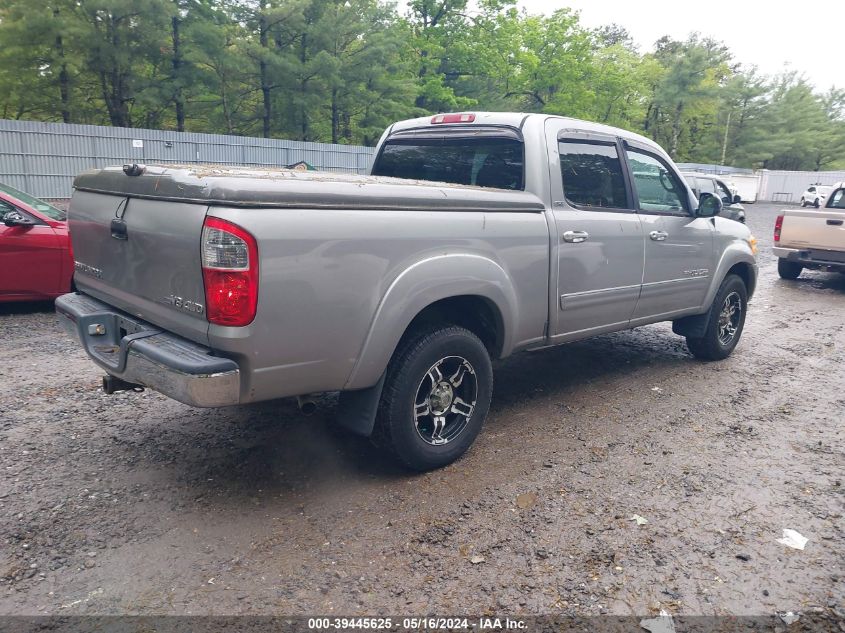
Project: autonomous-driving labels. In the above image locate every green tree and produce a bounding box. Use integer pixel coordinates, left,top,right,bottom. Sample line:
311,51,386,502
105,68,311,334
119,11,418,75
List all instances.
1,0,843,159
0,0,80,121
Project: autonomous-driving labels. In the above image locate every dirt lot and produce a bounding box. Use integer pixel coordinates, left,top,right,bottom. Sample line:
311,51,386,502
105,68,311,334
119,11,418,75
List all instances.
1,203,843,620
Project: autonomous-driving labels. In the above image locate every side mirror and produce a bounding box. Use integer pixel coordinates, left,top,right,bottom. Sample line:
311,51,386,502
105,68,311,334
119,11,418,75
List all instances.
697,192,723,218
3,211,36,228
733,194,742,204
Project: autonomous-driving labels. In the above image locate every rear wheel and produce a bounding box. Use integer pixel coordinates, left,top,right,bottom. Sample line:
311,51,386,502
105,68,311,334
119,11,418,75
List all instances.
374,325,493,471
686,274,747,361
778,258,803,279
814,198,821,208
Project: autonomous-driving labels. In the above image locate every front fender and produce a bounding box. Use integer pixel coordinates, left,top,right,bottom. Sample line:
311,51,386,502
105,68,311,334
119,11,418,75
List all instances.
704,242,758,308
344,254,519,390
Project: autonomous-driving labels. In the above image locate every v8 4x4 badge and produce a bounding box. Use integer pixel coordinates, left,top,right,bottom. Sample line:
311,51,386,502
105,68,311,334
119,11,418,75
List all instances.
162,295,204,314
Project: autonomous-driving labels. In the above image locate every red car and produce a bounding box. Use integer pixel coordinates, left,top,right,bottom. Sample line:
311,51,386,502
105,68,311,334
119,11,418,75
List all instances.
0,182,74,302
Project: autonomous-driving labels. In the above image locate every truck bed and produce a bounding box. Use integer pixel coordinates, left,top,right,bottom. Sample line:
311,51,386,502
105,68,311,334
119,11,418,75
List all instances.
779,208,845,252
68,163,551,402
73,164,546,212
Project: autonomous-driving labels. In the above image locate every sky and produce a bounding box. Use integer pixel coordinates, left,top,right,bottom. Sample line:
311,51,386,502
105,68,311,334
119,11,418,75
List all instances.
518,0,844,91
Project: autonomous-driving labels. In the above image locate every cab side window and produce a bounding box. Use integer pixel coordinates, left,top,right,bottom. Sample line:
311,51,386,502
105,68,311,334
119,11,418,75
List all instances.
829,189,845,209
626,149,689,215
559,141,630,210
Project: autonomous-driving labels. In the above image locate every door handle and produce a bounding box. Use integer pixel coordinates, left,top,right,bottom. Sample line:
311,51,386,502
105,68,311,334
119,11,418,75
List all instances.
650,230,669,241
562,230,589,243
827,219,843,226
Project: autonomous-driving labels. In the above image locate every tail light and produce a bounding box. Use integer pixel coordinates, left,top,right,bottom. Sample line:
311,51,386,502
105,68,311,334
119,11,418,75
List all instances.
774,214,784,242
201,217,258,326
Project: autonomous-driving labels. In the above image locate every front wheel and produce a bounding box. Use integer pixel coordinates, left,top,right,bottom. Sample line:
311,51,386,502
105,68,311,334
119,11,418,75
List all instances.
374,325,493,471
800,197,806,207
686,274,748,361
778,258,803,279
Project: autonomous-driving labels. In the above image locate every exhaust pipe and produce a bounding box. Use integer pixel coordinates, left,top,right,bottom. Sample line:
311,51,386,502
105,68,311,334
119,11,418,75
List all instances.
296,394,318,416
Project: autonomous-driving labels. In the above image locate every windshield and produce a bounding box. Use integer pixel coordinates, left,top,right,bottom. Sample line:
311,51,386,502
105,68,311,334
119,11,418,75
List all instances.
372,136,524,190
0,182,66,221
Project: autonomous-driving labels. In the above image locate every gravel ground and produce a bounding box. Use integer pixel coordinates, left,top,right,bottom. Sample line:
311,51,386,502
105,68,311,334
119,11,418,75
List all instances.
1,203,843,620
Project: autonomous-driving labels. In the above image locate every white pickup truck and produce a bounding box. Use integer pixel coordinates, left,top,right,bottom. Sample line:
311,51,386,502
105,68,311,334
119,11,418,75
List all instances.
775,182,845,278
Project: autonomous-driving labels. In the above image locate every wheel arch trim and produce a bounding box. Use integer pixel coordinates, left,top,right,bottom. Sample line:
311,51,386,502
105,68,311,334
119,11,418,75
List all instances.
704,246,758,307
344,253,518,390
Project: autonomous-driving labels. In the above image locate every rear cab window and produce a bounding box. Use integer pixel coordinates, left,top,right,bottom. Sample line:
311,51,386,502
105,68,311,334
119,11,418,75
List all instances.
371,128,524,190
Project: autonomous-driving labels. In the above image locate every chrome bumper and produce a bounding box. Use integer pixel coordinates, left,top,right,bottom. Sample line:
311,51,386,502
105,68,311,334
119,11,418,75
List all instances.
772,246,798,258
773,246,845,269
56,293,240,408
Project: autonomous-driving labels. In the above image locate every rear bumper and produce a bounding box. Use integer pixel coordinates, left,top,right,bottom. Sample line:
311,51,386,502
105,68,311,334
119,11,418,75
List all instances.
773,246,845,270
56,293,240,407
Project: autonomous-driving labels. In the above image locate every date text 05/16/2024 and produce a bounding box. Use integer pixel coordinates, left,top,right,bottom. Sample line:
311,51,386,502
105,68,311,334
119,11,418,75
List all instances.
307,617,527,630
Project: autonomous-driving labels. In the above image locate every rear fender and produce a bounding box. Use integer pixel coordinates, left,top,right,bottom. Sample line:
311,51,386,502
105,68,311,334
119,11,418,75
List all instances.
344,254,518,390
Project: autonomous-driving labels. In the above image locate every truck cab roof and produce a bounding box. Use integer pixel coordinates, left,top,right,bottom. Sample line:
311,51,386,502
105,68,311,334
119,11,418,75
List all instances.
387,112,667,155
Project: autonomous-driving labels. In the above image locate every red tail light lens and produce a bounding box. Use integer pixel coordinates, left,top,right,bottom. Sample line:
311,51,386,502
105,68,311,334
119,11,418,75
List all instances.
774,214,784,242
201,217,258,326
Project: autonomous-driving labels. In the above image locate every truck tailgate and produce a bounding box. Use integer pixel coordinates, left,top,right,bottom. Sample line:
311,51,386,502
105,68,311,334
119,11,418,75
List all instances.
69,189,210,345
781,209,845,251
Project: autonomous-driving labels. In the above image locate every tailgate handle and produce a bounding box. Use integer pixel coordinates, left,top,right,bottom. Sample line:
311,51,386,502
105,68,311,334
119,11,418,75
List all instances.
826,219,843,226
111,197,129,240
110,218,128,240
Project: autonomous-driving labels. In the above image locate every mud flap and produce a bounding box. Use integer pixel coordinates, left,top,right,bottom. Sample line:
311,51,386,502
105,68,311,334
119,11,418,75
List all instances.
336,372,386,437
672,309,712,339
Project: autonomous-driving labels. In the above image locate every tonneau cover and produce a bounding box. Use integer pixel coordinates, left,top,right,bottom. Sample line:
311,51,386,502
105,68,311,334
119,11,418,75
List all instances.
73,164,545,213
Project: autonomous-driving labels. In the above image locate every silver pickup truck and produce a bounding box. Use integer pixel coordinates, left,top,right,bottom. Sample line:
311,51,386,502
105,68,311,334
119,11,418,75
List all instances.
57,112,758,470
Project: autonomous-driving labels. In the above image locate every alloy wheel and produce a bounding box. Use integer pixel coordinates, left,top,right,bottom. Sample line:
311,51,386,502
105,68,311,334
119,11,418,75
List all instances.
718,291,742,346
413,356,478,445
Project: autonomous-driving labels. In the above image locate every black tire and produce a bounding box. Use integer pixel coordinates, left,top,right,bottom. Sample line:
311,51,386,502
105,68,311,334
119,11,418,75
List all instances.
800,198,806,207
686,274,747,361
814,198,821,208
374,325,493,471
777,258,803,280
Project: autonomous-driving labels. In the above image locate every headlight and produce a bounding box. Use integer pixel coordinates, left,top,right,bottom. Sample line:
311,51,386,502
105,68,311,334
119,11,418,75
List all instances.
747,235,758,255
